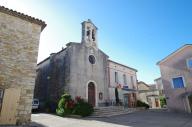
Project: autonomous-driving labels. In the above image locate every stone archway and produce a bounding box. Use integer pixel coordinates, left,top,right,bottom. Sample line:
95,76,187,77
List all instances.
88,82,95,107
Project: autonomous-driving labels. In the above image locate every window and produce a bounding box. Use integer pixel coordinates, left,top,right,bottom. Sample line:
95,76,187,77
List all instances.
123,74,127,85
131,76,135,89
187,58,192,69
0,89,4,113
92,29,95,41
89,55,95,64
115,72,118,83
172,77,185,88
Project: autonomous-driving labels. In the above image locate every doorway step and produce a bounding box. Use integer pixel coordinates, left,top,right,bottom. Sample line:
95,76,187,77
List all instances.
89,106,138,117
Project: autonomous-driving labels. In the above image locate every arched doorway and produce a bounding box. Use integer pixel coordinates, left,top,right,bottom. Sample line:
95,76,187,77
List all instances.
88,82,95,107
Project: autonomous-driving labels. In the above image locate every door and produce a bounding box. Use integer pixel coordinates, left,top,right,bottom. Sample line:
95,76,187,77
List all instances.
88,82,95,107
128,94,132,108
155,98,160,107
123,94,128,108
0,88,21,125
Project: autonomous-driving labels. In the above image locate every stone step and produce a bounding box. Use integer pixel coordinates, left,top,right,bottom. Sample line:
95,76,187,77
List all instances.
90,106,139,117
94,107,134,111
94,107,124,110
94,106,124,109
90,110,136,118
93,109,136,114
94,109,125,112
93,110,131,115
93,109,127,114
94,106,124,111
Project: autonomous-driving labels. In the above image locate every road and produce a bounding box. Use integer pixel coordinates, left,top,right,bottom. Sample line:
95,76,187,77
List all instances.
31,110,192,127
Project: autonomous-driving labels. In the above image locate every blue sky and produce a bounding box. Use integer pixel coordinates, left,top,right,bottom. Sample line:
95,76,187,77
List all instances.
1,0,192,84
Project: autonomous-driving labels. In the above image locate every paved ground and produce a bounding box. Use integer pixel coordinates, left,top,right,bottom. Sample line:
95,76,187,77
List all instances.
31,110,192,127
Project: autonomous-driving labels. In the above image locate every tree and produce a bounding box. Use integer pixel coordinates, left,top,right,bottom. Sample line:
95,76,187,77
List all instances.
115,88,119,105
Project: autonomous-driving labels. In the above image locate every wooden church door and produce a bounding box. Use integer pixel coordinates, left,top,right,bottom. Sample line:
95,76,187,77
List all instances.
88,82,95,107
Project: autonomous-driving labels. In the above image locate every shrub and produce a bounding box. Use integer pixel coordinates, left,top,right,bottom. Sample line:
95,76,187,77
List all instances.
73,96,94,117
56,94,94,117
136,100,149,109
160,96,167,107
56,93,75,116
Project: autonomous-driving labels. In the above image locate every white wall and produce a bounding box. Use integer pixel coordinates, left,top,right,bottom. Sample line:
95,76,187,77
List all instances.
108,61,137,89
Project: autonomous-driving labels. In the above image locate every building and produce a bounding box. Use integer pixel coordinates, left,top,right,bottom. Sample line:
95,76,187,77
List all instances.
35,19,138,109
137,81,161,108
108,60,137,108
0,6,46,125
154,77,164,96
157,44,192,113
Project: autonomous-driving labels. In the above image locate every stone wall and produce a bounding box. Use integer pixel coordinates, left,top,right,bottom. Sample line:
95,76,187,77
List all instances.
159,46,192,112
35,41,109,108
35,48,71,111
108,60,137,89
0,10,45,125
68,43,109,106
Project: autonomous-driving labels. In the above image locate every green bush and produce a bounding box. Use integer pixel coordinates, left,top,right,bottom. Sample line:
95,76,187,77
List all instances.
160,96,167,107
56,93,75,116
56,94,94,117
73,96,94,117
136,100,149,109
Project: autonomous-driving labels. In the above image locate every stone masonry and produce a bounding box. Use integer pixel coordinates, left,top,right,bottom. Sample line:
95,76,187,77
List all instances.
0,6,46,125
35,20,109,109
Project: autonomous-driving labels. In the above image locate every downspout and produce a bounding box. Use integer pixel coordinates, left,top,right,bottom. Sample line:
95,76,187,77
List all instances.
186,96,191,113
183,87,191,113
108,63,111,88
183,98,187,112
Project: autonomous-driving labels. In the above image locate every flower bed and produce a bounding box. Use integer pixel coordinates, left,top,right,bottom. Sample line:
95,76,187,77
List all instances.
56,93,94,117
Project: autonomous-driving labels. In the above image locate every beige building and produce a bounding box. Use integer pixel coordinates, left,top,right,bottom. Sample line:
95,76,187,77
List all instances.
0,6,46,125
157,44,192,113
137,81,161,108
108,60,137,108
154,77,164,96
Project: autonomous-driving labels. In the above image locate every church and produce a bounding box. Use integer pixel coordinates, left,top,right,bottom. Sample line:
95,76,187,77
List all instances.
35,19,138,110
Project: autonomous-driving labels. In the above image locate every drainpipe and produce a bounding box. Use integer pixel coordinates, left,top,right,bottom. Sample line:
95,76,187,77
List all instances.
183,87,189,113
183,98,187,112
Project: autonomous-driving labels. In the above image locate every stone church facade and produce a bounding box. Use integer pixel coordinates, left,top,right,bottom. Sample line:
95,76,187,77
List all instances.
35,19,138,109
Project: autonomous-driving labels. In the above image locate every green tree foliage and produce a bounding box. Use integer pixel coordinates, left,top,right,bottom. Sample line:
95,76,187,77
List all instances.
159,96,167,107
56,93,75,116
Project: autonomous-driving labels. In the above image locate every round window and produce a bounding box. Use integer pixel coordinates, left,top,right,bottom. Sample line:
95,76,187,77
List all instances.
89,55,96,64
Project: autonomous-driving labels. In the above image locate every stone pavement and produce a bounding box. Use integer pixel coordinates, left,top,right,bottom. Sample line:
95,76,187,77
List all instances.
87,110,192,127
31,113,129,127
2,110,191,127
28,110,192,127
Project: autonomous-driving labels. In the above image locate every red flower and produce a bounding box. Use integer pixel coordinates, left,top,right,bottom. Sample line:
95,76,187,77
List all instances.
67,100,75,109
75,96,82,102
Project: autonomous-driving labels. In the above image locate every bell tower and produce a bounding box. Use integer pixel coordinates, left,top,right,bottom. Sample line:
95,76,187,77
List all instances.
81,19,98,49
